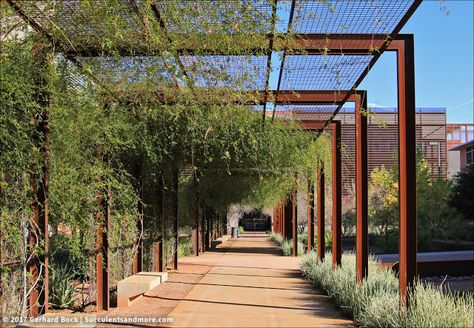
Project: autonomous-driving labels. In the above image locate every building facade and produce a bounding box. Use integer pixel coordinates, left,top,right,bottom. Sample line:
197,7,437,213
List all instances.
279,107,447,199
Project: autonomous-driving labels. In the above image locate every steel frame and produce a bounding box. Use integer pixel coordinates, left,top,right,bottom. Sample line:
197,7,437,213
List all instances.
5,0,421,314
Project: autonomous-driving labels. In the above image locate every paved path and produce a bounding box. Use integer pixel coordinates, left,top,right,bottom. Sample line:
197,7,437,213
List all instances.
168,232,352,327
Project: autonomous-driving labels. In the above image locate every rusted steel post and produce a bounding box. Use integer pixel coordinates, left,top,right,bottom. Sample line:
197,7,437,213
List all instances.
172,170,179,271
307,179,315,253
205,208,211,250
133,163,144,274
192,193,199,256
155,174,165,272
395,35,417,304
29,44,50,317
284,197,292,240
292,189,298,257
317,165,325,261
331,121,342,268
96,186,110,312
356,92,369,282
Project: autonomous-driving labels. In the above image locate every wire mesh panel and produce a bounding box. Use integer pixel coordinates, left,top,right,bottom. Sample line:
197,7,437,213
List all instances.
280,54,373,91
180,55,268,89
273,104,339,121
292,0,416,34
155,0,275,34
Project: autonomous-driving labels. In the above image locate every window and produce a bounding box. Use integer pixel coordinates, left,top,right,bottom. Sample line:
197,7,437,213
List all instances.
467,146,473,165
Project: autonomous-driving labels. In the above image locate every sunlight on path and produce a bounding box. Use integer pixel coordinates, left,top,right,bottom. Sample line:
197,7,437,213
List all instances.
168,233,353,327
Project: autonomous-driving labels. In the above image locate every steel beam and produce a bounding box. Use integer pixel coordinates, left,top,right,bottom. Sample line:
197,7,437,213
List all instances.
307,179,315,253
331,121,342,268
356,92,369,282
317,165,325,262
393,34,417,304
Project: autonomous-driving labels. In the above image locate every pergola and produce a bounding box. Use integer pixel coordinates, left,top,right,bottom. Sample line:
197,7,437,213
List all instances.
3,0,422,317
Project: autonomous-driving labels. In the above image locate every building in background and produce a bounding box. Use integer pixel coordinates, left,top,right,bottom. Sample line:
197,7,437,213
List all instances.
447,124,474,177
447,124,474,149
277,107,447,200
449,140,474,174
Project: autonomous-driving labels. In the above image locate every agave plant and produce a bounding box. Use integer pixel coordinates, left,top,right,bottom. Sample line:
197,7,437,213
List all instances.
49,264,76,309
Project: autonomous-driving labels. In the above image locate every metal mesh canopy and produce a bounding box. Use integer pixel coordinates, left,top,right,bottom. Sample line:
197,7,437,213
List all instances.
180,55,268,89
272,104,340,121
154,0,275,34
292,0,416,34
3,0,421,124
280,55,374,91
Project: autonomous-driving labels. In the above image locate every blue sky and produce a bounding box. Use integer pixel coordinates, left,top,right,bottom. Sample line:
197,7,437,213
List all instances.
359,0,474,123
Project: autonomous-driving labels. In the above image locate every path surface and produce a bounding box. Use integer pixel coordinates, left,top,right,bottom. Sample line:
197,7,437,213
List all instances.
167,232,352,327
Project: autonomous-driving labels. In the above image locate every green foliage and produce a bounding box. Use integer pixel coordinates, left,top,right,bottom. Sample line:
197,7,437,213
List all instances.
1,1,332,316
238,226,245,235
270,232,304,256
178,236,193,258
49,263,76,309
369,149,466,252
300,252,474,328
450,164,474,222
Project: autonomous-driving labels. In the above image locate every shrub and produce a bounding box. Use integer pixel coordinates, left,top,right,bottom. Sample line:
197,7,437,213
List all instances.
270,232,305,256
300,252,474,327
49,264,76,309
238,226,245,235
178,236,193,258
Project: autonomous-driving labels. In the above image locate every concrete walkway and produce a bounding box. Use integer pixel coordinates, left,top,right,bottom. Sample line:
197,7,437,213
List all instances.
167,232,352,327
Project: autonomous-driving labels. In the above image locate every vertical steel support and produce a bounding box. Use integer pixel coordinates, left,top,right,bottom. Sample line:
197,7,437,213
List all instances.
30,113,49,317
284,197,292,240
29,45,50,317
155,174,165,272
317,165,325,261
292,188,298,257
133,164,144,274
332,121,342,268
173,170,179,271
396,35,417,303
96,187,110,312
192,193,200,256
356,92,369,282
307,179,315,253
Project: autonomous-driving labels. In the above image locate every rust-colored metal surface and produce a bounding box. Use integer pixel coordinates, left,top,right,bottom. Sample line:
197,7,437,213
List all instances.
317,165,325,262
292,189,298,257
393,35,418,304
355,92,368,282
331,121,342,268
96,187,110,312
307,179,315,253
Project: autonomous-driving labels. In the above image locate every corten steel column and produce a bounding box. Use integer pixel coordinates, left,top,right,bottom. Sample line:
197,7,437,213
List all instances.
172,170,179,270
281,200,286,238
96,186,110,312
393,35,417,304
317,165,325,261
155,236,163,272
284,197,293,240
192,194,200,256
307,179,315,253
155,174,165,272
133,164,144,274
356,92,369,282
29,45,50,317
331,121,342,268
292,189,298,257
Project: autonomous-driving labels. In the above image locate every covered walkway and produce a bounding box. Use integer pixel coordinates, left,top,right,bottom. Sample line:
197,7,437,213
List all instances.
105,233,352,327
